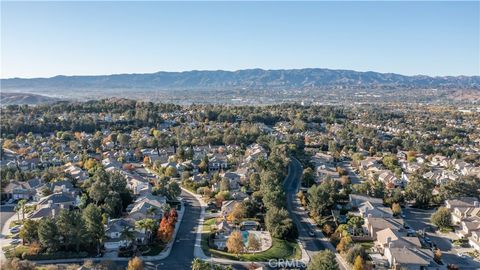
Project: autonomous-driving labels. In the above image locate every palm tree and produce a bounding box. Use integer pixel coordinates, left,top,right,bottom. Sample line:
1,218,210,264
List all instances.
121,227,135,249
135,218,157,242
17,199,27,221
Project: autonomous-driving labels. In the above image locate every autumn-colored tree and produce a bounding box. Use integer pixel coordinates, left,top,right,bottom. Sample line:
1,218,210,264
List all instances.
157,217,174,243
228,202,246,224
336,235,352,253
226,231,244,256
143,156,150,166
28,242,42,255
127,257,144,270
168,208,178,223
392,203,402,216
353,256,364,270
247,233,261,251
83,158,99,171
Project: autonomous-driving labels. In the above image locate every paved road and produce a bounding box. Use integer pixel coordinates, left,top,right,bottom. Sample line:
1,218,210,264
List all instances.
284,157,347,270
120,189,202,270
0,205,15,236
403,207,480,269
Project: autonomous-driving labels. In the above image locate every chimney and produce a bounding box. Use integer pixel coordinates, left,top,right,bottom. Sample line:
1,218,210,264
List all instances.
62,185,67,192
52,208,56,217
474,201,479,208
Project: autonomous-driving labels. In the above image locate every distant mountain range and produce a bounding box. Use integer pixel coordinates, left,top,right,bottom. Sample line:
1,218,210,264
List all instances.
2,68,479,90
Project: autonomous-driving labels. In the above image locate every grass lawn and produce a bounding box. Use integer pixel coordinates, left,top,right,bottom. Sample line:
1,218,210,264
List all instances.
209,238,300,261
201,218,299,262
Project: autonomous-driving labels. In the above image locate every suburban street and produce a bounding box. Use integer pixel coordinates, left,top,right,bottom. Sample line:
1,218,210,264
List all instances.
284,157,348,270
120,189,202,270
403,207,480,269
0,205,15,234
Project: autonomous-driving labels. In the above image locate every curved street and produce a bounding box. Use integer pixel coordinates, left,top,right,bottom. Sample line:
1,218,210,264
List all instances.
284,157,348,270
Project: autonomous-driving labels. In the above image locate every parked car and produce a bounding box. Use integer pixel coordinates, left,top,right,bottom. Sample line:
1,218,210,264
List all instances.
10,239,20,245
10,227,20,234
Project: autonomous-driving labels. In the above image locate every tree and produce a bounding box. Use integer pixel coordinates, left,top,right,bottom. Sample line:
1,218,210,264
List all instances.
136,218,157,241
308,250,339,270
165,166,177,177
392,203,402,216
431,207,452,230
405,176,433,208
157,216,174,243
103,191,123,217
346,244,366,264
38,218,59,252
353,256,364,270
89,180,109,204
302,167,315,187
20,219,39,244
220,178,230,191
17,199,27,221
249,173,261,191
265,207,295,239
247,233,261,251
127,257,144,270
164,181,181,200
226,230,244,256
56,209,85,251
191,258,211,270
82,204,105,253
228,202,246,224
347,216,363,235
439,175,480,200
307,181,336,217
336,235,352,253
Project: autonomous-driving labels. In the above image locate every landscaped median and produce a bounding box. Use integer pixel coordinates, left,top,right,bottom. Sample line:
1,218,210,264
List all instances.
200,218,301,262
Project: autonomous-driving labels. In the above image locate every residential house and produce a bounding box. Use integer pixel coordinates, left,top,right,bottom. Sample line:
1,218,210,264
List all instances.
349,194,393,218
104,218,146,251
364,217,404,240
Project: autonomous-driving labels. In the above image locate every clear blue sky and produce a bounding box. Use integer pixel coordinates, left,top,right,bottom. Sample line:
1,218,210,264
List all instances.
1,1,479,78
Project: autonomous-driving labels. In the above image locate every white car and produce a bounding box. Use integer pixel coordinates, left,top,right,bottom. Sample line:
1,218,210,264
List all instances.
10,239,20,245
457,253,466,258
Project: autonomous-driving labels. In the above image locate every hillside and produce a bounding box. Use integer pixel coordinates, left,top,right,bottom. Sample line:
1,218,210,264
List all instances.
0,92,61,105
